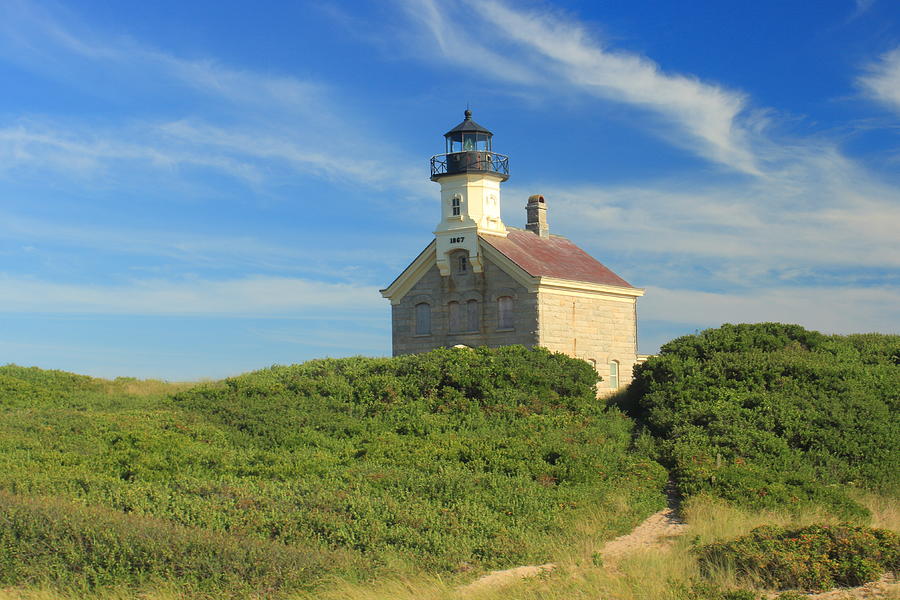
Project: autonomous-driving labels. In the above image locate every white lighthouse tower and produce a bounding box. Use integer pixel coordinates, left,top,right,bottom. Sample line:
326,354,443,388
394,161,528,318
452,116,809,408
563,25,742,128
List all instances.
430,109,510,276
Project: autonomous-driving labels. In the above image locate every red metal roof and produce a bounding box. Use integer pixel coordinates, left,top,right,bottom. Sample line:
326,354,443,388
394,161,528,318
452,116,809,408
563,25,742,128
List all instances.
481,228,634,288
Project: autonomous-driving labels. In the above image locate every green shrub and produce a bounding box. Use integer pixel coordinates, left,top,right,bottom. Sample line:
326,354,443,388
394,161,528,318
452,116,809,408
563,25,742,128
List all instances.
696,524,900,591
0,490,356,597
624,324,900,515
0,347,667,591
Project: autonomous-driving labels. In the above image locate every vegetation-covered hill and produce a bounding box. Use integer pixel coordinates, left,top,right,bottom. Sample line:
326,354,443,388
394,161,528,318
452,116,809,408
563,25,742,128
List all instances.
0,324,897,599
0,347,665,597
624,323,900,517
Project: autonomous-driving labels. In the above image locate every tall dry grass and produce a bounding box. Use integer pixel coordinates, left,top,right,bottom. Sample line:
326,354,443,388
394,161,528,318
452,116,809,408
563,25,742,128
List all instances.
100,378,200,397
291,491,900,600
2,492,895,600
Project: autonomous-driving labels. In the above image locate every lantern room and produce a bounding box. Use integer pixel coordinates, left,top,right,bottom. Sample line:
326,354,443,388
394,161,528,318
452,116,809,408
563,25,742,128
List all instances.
444,109,493,153
431,109,509,182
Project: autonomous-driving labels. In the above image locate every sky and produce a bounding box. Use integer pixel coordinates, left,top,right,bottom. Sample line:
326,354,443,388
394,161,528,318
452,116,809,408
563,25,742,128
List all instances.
1,0,898,380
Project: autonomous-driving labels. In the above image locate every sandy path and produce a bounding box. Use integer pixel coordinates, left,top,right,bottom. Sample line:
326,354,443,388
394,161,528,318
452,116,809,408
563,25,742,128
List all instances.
456,493,895,598
597,506,688,569
458,499,688,592
456,563,557,593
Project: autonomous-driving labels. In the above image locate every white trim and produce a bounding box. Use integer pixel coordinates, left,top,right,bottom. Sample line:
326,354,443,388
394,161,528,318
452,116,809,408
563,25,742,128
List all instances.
382,237,644,307
380,241,437,305
535,277,645,298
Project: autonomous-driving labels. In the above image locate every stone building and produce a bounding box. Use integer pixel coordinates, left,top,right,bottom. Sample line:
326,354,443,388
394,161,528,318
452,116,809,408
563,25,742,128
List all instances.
380,111,644,391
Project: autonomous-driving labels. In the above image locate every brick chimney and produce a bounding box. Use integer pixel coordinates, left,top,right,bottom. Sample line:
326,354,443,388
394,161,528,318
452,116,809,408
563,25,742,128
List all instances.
526,194,548,238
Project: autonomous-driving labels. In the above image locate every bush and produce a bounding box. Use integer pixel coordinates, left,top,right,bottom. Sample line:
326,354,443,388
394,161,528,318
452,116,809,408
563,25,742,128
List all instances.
624,324,900,515
0,491,355,597
696,524,900,592
0,347,667,592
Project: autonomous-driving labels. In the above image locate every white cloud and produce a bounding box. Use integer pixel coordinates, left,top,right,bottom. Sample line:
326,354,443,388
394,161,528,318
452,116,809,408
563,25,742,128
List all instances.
157,121,423,192
0,275,383,316
859,47,900,115
400,0,760,174
641,285,900,335
0,122,264,182
0,3,429,199
854,0,877,16
516,154,900,276
0,211,378,273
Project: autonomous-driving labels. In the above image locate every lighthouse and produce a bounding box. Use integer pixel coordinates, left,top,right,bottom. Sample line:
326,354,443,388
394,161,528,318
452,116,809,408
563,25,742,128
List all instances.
381,110,644,394
431,109,510,276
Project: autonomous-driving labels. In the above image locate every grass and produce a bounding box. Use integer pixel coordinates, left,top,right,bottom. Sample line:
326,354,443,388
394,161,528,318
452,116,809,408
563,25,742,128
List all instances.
285,493,900,600
0,490,897,599
0,350,667,596
1,327,897,599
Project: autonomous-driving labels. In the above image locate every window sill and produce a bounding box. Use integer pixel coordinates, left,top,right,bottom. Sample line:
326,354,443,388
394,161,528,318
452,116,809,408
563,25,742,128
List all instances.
412,333,432,338
495,328,515,332
448,331,479,336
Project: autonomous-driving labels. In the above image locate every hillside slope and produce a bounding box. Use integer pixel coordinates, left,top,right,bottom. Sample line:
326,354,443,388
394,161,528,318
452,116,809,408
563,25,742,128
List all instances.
624,323,900,517
0,347,666,597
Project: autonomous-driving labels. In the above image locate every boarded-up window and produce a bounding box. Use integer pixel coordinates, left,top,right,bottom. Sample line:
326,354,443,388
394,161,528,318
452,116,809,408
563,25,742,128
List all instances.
415,302,431,335
498,296,513,329
448,301,462,333
609,360,619,389
466,299,479,332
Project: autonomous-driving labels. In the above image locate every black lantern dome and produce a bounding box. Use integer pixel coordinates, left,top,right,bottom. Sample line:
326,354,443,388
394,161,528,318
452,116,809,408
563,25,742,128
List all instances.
444,109,493,152
431,110,509,181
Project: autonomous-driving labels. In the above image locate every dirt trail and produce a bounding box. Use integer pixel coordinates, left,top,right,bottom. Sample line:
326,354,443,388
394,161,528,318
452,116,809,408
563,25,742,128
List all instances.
597,506,688,570
456,563,556,593
456,489,897,598
458,493,687,592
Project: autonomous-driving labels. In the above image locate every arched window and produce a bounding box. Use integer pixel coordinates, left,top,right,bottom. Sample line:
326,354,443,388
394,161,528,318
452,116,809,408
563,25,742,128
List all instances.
609,360,619,390
497,296,513,330
414,302,431,335
451,196,461,217
448,301,462,333
466,299,479,332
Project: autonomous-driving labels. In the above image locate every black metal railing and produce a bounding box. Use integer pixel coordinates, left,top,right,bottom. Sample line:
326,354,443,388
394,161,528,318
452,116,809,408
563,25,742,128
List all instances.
430,151,509,179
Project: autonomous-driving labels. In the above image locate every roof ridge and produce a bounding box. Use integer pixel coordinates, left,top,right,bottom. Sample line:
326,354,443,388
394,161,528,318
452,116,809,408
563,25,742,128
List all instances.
480,230,634,288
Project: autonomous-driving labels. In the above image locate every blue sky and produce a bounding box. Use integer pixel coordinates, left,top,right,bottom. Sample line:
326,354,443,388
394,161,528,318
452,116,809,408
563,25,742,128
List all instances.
1,0,898,380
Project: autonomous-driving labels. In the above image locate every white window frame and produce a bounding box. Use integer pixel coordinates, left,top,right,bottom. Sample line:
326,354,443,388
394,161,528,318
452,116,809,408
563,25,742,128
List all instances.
450,195,461,218
609,360,619,389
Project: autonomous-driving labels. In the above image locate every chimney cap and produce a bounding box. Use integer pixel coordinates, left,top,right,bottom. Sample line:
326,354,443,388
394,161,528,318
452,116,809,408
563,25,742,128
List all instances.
526,194,549,237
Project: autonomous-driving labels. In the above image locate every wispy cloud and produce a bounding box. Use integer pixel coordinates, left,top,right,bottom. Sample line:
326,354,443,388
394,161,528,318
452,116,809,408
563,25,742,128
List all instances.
854,0,877,16
0,275,383,316
0,211,399,279
859,46,900,115
403,0,900,314
399,0,761,174
0,122,264,182
642,285,900,335
517,147,900,282
0,2,428,198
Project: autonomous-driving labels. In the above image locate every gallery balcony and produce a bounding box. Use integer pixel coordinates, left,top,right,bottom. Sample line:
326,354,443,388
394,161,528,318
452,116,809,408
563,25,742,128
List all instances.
430,151,510,182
